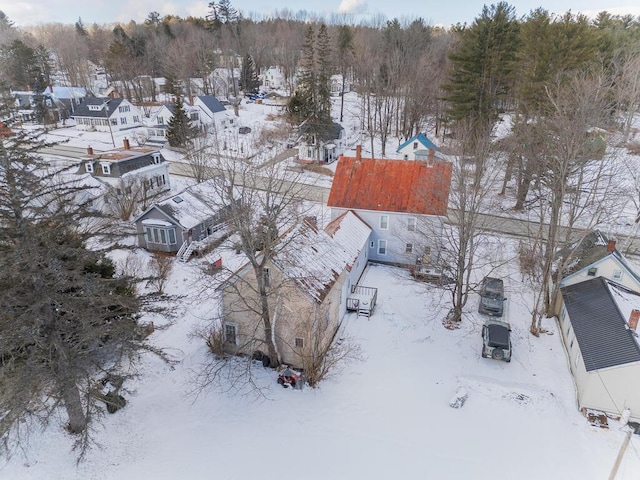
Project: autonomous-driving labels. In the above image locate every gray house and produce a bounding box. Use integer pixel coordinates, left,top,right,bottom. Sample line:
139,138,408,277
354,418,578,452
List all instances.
133,179,232,256
79,139,170,194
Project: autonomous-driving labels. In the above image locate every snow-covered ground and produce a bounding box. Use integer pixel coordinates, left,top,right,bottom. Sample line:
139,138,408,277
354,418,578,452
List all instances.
2,238,640,479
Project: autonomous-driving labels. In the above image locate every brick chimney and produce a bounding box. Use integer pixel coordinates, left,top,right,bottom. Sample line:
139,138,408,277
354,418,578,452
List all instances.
607,239,616,253
629,309,640,331
123,138,130,150
428,148,435,162
355,145,362,161
87,146,94,155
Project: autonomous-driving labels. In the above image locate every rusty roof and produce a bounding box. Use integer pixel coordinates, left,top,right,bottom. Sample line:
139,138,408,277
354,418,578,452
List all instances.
327,156,452,216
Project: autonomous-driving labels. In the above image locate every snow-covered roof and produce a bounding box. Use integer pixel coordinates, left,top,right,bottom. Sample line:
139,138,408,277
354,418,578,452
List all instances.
42,86,87,100
154,179,226,230
272,219,364,303
325,211,372,269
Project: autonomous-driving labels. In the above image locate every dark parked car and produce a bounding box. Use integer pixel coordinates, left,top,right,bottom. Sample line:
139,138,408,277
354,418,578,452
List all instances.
478,276,506,317
481,319,512,362
238,126,252,134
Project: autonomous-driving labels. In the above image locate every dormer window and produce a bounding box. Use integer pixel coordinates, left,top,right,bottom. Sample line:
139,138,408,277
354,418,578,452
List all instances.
101,163,111,175
88,104,102,111
85,162,93,173
152,153,161,164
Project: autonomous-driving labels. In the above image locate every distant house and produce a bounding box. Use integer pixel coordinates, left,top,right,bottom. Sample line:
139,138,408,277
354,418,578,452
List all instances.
559,276,640,422
220,212,371,368
327,146,452,267
133,179,233,255
297,121,345,163
260,66,286,91
396,133,442,161
146,95,233,142
330,74,350,96
73,98,143,132
79,139,170,195
42,85,87,117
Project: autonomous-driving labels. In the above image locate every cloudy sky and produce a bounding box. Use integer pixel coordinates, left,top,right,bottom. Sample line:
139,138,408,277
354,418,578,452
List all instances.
2,0,639,28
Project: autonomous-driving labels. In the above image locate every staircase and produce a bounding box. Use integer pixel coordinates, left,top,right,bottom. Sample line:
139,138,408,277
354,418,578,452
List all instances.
179,242,197,262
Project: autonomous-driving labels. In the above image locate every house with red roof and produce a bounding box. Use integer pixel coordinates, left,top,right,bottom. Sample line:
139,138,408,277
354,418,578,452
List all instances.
327,146,452,267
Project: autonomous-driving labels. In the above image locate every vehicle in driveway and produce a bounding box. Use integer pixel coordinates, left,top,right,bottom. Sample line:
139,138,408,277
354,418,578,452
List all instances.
481,319,512,362
478,276,506,317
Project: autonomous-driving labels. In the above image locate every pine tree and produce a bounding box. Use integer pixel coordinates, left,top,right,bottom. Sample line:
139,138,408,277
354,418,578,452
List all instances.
442,2,520,135
241,53,259,94
166,96,197,148
0,93,165,454
315,23,333,121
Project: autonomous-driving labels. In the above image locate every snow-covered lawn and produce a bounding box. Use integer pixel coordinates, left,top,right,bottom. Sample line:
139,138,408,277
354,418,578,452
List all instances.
2,239,639,480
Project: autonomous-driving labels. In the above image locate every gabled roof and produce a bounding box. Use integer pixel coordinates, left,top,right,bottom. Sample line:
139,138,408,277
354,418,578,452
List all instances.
396,133,438,153
299,121,344,143
42,86,87,100
324,211,372,269
559,230,640,285
561,276,640,371
272,219,362,303
327,156,452,216
135,179,225,230
195,95,226,115
73,97,124,118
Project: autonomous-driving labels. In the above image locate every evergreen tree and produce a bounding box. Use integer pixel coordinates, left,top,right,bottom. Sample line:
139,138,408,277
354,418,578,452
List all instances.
442,2,520,135
315,23,333,120
241,53,259,94
335,25,354,122
166,96,197,147
287,25,316,124
0,96,164,453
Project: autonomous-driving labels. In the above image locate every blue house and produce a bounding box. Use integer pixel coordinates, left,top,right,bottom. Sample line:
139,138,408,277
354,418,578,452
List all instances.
397,133,439,160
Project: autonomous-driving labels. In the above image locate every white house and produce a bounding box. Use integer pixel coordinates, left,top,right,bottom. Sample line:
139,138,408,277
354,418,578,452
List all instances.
260,66,286,91
327,146,452,267
560,276,640,422
396,133,443,161
73,98,143,132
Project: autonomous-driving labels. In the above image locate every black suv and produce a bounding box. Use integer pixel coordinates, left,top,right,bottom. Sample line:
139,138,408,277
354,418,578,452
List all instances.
478,277,506,317
482,319,512,362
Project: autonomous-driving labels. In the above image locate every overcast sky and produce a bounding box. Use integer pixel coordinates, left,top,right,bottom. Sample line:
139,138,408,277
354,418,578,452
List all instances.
2,0,640,28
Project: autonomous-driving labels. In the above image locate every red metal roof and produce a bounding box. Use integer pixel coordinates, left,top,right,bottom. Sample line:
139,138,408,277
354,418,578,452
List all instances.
327,156,452,216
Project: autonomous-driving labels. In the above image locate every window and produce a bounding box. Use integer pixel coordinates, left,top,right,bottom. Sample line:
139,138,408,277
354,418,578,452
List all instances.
224,324,237,344
85,162,93,173
263,268,270,287
110,118,117,126
407,217,416,231
101,164,111,175
295,337,304,348
413,142,418,149
168,229,176,245
120,117,127,125
118,105,130,113
587,267,597,276
152,154,161,164
613,270,623,281
157,117,164,125
380,215,389,230
152,228,160,243
145,228,153,242
405,243,413,254
159,229,166,243
133,115,140,123
378,239,387,255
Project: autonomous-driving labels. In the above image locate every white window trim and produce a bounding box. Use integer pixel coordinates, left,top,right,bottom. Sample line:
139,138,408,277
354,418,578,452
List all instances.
378,239,387,256
85,162,93,173
407,217,417,232
380,215,389,230
101,163,111,175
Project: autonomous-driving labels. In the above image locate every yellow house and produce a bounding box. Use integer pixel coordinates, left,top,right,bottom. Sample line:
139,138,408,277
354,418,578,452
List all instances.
220,213,371,368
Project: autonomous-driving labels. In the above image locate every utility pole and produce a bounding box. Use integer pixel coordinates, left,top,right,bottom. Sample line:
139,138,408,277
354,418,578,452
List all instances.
103,99,116,147
608,429,632,480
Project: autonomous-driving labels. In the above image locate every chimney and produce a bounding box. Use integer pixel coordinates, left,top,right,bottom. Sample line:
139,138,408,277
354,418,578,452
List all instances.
629,309,640,331
607,239,616,253
87,146,94,155
428,148,435,162
49,84,54,94
123,138,130,150
355,145,362,161
303,216,318,230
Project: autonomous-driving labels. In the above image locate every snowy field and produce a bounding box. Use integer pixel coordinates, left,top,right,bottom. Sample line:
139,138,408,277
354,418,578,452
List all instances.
2,238,640,480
